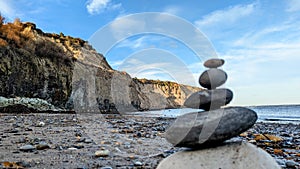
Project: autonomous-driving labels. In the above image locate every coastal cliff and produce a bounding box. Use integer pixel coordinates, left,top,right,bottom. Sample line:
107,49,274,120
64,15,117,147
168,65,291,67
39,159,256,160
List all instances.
0,18,200,113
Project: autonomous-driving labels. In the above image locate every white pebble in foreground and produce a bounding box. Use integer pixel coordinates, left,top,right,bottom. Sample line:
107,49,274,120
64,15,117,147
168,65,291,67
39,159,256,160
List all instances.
157,141,280,169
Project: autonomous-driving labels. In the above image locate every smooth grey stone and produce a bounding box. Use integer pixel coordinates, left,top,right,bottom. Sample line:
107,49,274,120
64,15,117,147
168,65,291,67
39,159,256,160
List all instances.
275,159,285,166
20,144,36,152
157,142,281,169
286,160,298,167
100,166,113,169
95,150,110,157
204,58,225,68
67,147,78,151
84,139,93,143
36,142,50,150
165,107,257,148
184,88,233,111
199,68,227,89
134,161,143,166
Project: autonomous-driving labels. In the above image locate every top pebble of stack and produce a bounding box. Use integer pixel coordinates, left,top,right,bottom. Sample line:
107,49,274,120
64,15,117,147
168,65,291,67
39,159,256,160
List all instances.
204,58,225,68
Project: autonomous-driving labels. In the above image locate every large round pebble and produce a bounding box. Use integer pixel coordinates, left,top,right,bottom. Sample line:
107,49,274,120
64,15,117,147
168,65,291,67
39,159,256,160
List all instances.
286,160,298,167
157,142,281,169
165,107,257,148
184,88,233,111
199,68,227,89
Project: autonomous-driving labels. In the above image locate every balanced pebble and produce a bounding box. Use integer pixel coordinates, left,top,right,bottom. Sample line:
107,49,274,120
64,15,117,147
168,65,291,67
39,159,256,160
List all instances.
165,107,258,148
199,68,227,89
184,88,233,111
204,58,225,68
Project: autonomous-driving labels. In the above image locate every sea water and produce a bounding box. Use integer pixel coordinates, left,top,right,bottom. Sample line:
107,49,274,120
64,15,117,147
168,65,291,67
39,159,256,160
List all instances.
249,105,300,123
128,105,300,124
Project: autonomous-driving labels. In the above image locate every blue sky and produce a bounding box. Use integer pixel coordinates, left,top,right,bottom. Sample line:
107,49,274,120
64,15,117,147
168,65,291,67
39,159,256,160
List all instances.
0,0,300,106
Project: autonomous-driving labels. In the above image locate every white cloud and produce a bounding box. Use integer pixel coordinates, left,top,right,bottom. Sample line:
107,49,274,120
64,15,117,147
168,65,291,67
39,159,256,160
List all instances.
211,7,300,104
163,6,181,15
229,15,300,51
113,48,198,86
111,3,122,10
86,0,110,14
195,3,256,27
232,23,296,47
117,37,147,49
116,35,177,50
0,0,15,20
86,0,121,15
286,0,300,12
109,17,145,39
219,39,300,91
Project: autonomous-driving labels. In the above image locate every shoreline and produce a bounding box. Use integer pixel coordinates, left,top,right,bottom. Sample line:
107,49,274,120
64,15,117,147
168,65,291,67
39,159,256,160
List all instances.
0,113,299,168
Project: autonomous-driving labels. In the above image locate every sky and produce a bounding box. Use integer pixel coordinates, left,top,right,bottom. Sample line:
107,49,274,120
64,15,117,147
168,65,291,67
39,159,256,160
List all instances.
0,0,300,106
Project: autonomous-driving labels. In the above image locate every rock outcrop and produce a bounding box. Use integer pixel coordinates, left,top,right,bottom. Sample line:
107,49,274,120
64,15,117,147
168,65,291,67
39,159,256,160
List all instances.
0,18,200,113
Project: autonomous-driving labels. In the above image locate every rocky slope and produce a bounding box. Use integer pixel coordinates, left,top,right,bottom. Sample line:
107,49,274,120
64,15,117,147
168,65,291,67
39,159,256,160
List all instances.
0,18,200,113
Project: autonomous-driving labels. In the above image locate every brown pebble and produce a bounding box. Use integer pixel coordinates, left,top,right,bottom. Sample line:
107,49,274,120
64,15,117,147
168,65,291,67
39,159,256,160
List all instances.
204,58,225,68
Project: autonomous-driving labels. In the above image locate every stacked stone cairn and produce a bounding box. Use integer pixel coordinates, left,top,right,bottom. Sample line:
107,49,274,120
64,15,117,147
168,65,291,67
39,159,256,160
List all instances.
157,58,281,169
185,58,233,111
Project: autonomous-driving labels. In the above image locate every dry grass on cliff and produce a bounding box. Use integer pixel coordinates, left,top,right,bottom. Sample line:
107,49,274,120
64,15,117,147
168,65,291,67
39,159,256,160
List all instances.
0,38,7,46
0,16,74,63
0,17,34,48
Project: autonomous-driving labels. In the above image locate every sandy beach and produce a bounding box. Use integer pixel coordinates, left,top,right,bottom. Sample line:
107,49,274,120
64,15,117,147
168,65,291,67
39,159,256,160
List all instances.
0,113,299,169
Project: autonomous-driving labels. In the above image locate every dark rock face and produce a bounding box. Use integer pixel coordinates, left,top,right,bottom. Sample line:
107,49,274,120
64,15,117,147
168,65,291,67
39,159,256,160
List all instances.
204,58,225,68
165,107,258,148
0,47,74,109
199,68,227,89
184,88,233,111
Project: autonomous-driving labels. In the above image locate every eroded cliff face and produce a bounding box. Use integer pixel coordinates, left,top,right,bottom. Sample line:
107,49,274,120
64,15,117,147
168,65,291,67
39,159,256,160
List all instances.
71,64,201,113
0,19,201,113
132,79,200,110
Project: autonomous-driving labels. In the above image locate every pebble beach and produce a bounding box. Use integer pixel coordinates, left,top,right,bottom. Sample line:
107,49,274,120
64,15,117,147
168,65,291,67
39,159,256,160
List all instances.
0,113,299,169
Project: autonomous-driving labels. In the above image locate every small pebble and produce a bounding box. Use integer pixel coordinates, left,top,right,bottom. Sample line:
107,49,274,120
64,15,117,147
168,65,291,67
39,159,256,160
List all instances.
36,142,50,150
275,159,285,166
16,138,26,144
100,166,113,169
16,161,31,168
136,132,142,137
134,161,143,166
20,145,35,152
8,129,19,133
36,122,45,127
84,139,92,143
286,160,297,167
203,58,225,68
8,119,15,123
76,137,85,142
73,143,84,149
67,147,78,151
95,150,110,157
